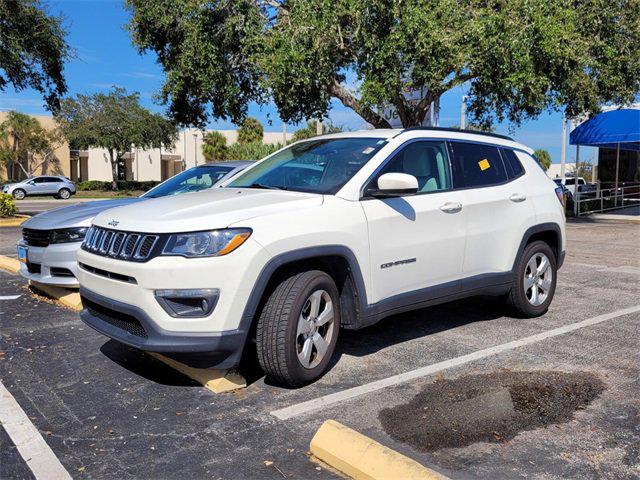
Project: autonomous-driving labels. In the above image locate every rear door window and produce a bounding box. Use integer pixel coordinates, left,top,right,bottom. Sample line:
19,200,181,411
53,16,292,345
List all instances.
449,142,507,188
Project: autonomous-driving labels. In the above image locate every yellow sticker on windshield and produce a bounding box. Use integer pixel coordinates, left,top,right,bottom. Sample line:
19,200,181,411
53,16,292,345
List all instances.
478,159,490,171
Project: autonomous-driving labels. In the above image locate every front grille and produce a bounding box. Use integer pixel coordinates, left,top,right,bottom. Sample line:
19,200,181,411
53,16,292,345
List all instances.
50,267,75,278
23,229,51,247
26,262,41,274
82,297,148,338
79,263,136,284
82,227,161,262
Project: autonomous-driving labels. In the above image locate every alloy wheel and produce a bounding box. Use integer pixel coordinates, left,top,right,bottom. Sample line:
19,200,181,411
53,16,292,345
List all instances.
296,289,335,369
524,252,553,306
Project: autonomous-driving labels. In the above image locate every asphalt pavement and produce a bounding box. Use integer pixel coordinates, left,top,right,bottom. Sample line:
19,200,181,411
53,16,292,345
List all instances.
0,219,638,479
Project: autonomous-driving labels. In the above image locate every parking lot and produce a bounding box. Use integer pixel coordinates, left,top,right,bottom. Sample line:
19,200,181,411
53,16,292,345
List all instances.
1,219,639,479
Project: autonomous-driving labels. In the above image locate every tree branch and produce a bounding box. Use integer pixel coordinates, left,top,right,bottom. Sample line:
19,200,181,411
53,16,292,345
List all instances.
329,80,391,128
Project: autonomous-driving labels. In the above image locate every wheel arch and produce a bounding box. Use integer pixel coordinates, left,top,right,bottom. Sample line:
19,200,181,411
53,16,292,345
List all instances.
513,223,564,271
239,245,369,338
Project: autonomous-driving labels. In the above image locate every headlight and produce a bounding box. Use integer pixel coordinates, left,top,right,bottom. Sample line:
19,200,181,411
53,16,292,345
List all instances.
50,227,88,244
162,228,252,258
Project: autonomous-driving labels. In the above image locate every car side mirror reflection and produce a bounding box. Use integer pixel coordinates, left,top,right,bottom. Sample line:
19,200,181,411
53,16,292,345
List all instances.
369,172,419,198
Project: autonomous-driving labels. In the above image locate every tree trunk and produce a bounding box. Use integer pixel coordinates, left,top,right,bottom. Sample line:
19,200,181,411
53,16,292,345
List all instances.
109,149,118,190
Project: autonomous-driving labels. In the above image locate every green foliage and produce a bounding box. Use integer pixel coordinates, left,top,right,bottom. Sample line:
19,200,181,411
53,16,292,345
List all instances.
225,141,280,161
202,131,228,162
0,111,64,177
0,0,70,111
127,0,640,129
0,193,17,217
56,88,178,189
237,117,263,144
534,149,552,171
77,180,159,192
292,120,343,142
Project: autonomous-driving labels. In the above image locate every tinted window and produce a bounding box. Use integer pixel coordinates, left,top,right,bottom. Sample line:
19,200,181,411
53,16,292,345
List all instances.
228,137,387,194
371,141,451,194
565,178,575,185
44,177,61,183
143,165,234,198
449,142,507,188
500,149,524,179
32,177,46,183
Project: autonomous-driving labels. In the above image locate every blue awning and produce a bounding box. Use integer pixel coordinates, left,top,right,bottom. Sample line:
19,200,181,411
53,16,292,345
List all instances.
570,108,640,151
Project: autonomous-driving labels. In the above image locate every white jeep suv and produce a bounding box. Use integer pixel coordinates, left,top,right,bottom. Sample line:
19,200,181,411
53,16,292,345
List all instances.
77,128,566,386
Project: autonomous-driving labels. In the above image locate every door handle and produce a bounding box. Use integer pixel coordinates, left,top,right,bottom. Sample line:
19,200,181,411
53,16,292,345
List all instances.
440,202,462,213
509,193,527,203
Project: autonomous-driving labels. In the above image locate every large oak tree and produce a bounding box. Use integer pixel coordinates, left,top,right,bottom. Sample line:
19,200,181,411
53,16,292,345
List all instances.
0,0,70,111
56,88,178,189
126,0,640,128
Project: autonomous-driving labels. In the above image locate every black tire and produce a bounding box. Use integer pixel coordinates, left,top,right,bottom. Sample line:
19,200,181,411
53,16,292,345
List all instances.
12,189,26,200
506,240,557,317
256,270,340,387
57,188,71,199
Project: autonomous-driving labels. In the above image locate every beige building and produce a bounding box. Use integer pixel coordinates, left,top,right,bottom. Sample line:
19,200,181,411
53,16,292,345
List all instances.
72,128,293,183
0,112,71,181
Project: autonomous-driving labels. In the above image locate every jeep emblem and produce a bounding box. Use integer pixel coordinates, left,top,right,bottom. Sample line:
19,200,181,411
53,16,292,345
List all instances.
107,220,119,227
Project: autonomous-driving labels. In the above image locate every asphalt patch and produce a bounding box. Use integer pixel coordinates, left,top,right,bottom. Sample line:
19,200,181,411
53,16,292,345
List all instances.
379,370,605,452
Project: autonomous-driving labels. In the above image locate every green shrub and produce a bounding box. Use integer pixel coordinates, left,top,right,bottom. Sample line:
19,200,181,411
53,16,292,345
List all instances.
226,141,280,161
77,180,159,191
237,117,263,144
0,193,17,217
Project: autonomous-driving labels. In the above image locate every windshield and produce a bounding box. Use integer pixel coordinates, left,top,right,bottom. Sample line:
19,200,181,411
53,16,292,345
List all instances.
142,165,235,198
226,137,387,194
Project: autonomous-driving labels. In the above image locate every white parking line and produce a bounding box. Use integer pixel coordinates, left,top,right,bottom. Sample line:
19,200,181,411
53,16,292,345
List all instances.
0,381,72,480
271,305,640,421
0,295,22,300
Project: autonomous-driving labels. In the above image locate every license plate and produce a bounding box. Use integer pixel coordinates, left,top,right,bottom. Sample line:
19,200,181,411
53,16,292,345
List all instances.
17,245,28,264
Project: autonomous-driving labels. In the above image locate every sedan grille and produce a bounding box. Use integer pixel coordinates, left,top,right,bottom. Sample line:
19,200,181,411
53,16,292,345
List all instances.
22,228,52,247
82,227,160,262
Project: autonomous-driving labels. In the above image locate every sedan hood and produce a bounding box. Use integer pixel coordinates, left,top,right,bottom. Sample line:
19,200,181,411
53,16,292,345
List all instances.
92,188,323,233
23,198,143,230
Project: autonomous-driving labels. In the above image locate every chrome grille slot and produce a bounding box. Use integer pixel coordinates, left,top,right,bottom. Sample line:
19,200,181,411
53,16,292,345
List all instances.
81,227,161,262
109,232,126,257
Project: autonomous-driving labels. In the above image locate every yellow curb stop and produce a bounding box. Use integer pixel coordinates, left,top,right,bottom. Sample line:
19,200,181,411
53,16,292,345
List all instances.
0,255,20,274
0,215,29,227
148,353,247,393
310,420,449,480
28,281,83,311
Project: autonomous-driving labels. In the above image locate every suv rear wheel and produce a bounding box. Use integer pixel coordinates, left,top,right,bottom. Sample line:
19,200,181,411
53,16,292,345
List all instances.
57,188,71,199
256,270,340,386
507,240,557,317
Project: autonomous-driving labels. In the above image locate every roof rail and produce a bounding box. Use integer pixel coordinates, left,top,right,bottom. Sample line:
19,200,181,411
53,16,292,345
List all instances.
400,126,514,142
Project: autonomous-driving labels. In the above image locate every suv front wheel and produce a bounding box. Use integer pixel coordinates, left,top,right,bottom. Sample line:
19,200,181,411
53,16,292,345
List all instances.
507,240,557,317
256,270,340,386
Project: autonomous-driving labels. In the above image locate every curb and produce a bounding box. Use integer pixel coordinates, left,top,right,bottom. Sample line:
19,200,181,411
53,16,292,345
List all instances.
310,420,448,480
29,282,83,311
0,255,20,274
0,215,29,227
148,353,247,393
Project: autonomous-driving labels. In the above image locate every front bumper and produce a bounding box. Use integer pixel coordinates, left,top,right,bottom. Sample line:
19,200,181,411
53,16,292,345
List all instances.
18,241,81,288
80,287,246,368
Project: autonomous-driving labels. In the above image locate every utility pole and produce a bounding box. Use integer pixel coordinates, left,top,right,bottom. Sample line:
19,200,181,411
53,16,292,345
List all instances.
193,131,198,166
316,119,323,136
560,115,567,180
460,96,467,130
282,122,287,145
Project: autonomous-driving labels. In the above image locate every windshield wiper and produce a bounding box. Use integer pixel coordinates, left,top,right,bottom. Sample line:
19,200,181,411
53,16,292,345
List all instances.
248,183,287,190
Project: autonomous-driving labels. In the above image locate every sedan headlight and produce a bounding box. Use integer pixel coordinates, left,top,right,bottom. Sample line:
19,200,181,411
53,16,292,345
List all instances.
162,228,252,258
50,227,88,244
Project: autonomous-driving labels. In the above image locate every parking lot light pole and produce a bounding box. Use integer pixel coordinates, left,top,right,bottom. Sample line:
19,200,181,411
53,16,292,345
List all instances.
193,132,198,166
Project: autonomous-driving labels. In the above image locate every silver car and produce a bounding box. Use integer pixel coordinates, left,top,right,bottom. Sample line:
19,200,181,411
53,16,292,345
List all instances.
17,161,252,287
3,175,77,200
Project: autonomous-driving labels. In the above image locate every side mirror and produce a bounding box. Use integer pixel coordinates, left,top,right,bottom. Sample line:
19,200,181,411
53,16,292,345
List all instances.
369,173,418,198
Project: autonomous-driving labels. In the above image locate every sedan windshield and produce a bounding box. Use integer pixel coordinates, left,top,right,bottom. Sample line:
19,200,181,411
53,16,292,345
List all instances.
142,165,234,198
226,137,387,194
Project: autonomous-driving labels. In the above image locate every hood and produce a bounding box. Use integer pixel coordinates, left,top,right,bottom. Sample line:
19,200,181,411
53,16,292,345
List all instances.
23,198,143,230
92,188,323,233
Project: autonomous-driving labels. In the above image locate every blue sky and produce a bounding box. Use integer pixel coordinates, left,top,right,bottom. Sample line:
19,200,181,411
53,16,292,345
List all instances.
0,0,593,164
